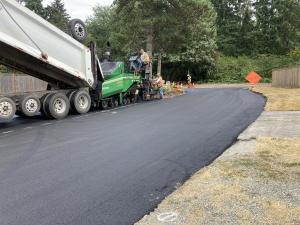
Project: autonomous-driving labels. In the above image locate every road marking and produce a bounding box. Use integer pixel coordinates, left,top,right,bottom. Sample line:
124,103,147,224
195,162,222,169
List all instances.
23,127,33,130
100,104,138,113
91,111,101,115
117,103,138,110
2,130,14,134
157,212,178,222
117,105,127,109
42,123,52,126
111,111,117,114
72,116,84,120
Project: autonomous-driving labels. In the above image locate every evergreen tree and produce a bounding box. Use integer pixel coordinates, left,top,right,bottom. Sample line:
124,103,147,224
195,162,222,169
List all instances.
254,0,300,54
211,0,243,56
254,0,277,54
24,0,46,19
238,6,255,55
111,0,217,79
274,0,300,54
45,0,70,30
86,6,113,57
212,0,300,56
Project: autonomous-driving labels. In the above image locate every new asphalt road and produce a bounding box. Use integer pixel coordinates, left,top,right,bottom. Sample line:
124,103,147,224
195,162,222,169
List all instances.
0,88,265,225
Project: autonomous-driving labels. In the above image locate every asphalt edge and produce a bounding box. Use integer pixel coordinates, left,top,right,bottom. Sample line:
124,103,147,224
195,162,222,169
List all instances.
134,88,267,224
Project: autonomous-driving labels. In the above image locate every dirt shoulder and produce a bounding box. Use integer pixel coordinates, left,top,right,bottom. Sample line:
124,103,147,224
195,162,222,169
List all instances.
136,86,300,225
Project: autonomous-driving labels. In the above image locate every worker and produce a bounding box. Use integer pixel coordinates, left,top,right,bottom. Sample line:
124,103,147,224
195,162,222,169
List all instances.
136,48,150,72
153,73,164,99
187,72,192,88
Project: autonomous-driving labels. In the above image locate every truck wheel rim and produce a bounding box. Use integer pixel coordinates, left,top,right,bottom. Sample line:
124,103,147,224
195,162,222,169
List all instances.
25,99,38,113
102,101,108,108
74,23,85,38
0,101,13,117
78,95,88,109
53,98,66,114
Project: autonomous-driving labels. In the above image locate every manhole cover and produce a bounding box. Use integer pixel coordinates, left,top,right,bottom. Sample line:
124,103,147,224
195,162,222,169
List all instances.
157,212,178,222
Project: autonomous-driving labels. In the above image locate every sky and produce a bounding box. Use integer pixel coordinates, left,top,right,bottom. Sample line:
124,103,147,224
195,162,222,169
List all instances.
43,0,114,20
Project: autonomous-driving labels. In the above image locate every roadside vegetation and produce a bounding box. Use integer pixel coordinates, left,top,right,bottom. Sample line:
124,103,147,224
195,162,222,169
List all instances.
86,0,300,82
210,54,299,83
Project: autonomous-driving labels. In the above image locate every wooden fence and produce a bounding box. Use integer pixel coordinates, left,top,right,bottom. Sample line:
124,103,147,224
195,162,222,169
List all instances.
0,73,47,94
272,66,300,88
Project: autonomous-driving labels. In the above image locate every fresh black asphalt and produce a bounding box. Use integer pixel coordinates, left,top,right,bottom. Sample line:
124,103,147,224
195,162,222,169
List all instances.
0,88,265,225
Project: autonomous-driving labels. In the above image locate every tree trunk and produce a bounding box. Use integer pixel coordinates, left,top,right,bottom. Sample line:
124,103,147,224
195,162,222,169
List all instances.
157,52,162,76
146,26,153,79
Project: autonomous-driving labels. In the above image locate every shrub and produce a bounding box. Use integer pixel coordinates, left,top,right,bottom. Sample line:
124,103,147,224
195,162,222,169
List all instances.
288,47,300,60
209,54,300,83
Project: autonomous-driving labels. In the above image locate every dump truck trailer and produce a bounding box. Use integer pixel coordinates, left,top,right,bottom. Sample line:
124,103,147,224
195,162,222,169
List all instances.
0,0,141,121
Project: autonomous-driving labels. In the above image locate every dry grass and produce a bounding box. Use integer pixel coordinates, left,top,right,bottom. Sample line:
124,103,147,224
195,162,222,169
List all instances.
253,86,300,111
136,138,300,225
225,138,300,181
194,84,300,111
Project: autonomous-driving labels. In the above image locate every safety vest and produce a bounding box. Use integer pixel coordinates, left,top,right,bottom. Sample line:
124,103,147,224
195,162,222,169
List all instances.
141,53,150,64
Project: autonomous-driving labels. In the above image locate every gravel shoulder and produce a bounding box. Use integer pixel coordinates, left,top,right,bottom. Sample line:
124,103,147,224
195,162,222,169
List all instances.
136,86,300,225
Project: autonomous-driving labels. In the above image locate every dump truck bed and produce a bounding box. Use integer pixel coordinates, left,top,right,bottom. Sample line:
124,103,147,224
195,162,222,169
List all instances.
0,0,96,89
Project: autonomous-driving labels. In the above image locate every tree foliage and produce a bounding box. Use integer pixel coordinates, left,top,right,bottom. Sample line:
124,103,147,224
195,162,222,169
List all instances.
45,0,70,30
24,0,70,30
87,0,217,80
112,0,216,57
212,0,300,56
24,0,46,19
86,6,114,58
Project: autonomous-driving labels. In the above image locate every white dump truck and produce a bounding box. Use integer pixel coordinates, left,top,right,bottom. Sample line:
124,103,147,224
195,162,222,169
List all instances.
0,0,104,121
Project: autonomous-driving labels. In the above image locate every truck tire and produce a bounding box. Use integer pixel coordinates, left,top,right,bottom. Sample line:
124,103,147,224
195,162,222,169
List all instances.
45,93,70,120
113,98,119,108
101,100,109,110
68,19,87,43
67,90,76,102
64,27,72,36
0,97,16,121
41,94,52,118
67,90,76,113
19,95,41,117
70,90,91,114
